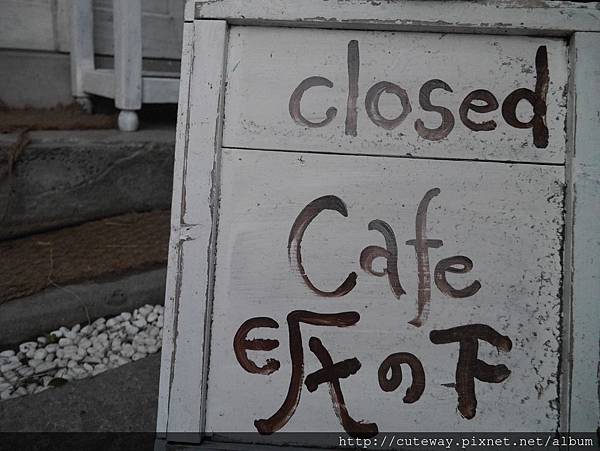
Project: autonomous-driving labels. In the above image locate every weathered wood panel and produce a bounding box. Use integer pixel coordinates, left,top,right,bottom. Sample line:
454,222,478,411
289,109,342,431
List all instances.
567,32,600,433
192,0,600,35
89,0,185,60
158,20,228,436
223,27,568,163
0,0,56,51
156,20,196,436
205,148,564,435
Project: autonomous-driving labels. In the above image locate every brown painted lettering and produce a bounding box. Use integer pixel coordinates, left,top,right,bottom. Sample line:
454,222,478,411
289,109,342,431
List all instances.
255,310,360,434
288,196,357,297
414,79,455,141
434,256,481,298
305,337,377,438
406,188,443,327
430,324,512,419
365,81,412,130
345,40,359,137
459,89,499,131
360,219,406,299
233,317,280,375
378,352,425,403
501,45,549,148
289,77,337,128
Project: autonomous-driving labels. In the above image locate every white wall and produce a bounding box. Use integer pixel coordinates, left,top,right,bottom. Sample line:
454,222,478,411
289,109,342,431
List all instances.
0,0,185,58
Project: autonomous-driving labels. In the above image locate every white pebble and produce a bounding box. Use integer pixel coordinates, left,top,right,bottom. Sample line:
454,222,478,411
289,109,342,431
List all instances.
3,371,17,383
35,361,56,373
148,327,160,337
0,362,20,372
132,318,147,328
15,387,27,397
0,304,164,402
50,330,63,338
19,342,37,354
28,359,44,369
121,345,134,358
17,366,34,377
33,349,47,360
147,312,158,323
80,325,92,335
58,338,73,347
83,356,101,364
111,339,122,351
56,359,68,368
92,364,107,376
63,345,78,355
125,324,139,336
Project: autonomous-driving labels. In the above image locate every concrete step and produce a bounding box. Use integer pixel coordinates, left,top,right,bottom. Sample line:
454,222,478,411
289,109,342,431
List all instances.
0,128,174,240
0,268,166,348
0,210,170,347
0,353,160,432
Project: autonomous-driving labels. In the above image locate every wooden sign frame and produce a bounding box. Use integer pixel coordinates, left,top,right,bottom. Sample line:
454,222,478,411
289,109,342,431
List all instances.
157,0,600,446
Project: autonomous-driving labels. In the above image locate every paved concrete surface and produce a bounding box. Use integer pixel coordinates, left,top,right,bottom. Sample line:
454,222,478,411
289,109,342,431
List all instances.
0,128,175,240
0,268,166,348
0,353,161,432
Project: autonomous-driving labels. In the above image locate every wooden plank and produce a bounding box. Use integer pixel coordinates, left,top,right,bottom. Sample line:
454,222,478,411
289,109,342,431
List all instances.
114,0,142,111
56,0,71,53
70,0,95,98
194,0,600,35
0,0,56,51
204,148,564,437
142,77,180,104
160,20,228,438
92,0,185,60
223,27,568,164
157,21,196,435
567,32,600,433
82,69,115,98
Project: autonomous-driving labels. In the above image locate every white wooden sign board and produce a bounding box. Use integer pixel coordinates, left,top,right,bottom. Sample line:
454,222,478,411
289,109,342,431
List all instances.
157,1,600,448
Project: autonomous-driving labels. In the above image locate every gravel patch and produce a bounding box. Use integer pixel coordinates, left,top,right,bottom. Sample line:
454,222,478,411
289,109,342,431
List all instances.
0,304,163,401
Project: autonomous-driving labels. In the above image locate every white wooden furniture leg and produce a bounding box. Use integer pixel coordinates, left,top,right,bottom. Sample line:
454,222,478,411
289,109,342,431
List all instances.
114,0,142,131
70,0,94,113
